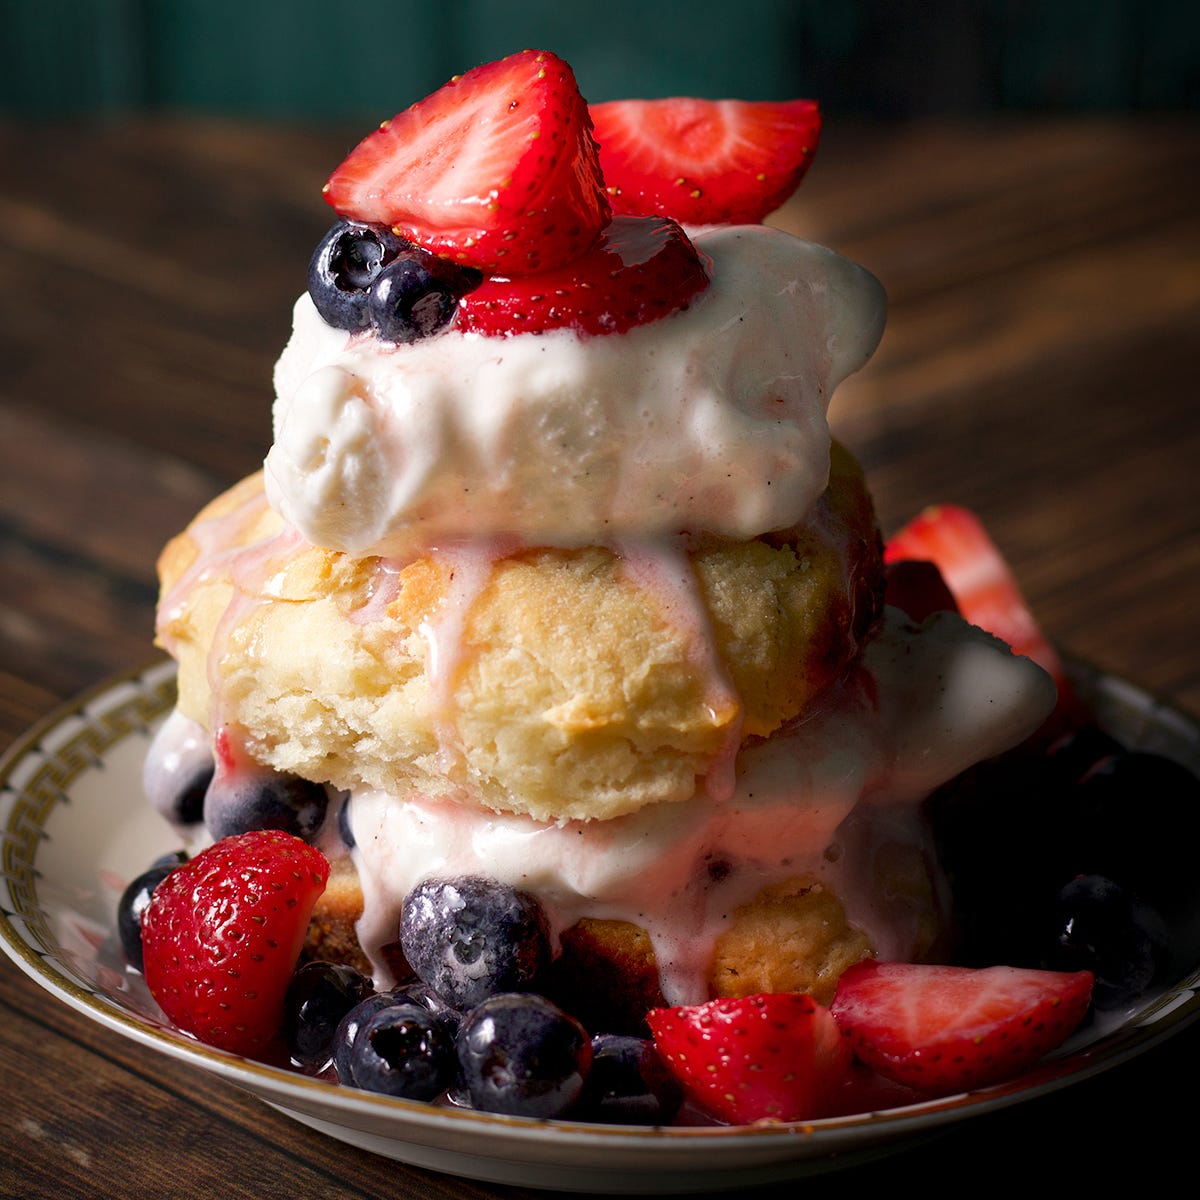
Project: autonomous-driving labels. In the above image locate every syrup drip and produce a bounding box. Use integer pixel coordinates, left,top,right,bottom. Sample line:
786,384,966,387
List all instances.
614,537,743,801
157,485,308,735
417,538,517,773
156,485,274,657
348,558,405,626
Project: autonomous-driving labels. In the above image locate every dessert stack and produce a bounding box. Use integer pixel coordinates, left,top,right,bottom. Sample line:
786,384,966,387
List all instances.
136,51,1080,1123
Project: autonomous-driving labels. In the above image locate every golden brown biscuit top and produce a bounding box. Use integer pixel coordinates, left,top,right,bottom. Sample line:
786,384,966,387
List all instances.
156,446,883,822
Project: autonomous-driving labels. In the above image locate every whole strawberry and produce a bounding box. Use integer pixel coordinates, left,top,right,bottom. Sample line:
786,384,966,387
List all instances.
646,992,853,1124
141,830,329,1057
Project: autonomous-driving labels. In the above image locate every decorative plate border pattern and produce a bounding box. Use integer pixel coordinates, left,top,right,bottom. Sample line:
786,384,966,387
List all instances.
1,661,175,972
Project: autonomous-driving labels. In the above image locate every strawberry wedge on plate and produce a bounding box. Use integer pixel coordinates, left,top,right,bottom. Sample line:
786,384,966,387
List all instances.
647,992,853,1124
831,961,1094,1097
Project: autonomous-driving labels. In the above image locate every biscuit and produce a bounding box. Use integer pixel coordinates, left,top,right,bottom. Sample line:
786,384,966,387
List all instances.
302,856,372,978
707,878,874,1006
157,443,882,822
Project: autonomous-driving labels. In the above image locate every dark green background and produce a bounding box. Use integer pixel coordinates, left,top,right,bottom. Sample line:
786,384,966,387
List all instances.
3,0,1198,121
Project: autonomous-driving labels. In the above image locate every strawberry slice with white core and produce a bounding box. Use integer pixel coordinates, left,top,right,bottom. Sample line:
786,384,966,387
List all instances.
324,49,610,276
454,214,709,337
831,961,1094,1096
590,97,821,225
884,503,1065,685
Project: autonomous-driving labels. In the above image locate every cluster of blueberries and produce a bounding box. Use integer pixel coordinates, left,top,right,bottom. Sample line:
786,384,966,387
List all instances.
930,722,1200,1010
282,876,683,1123
307,220,483,343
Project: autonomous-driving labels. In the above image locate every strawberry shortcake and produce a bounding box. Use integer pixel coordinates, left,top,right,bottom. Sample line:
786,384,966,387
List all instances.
140,50,1060,1084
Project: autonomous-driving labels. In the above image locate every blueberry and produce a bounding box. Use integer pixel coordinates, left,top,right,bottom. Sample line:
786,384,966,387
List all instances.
151,848,190,871
307,220,411,330
400,877,551,1010
117,860,182,971
332,984,454,1085
1072,751,1200,913
159,762,212,827
283,961,373,1071
368,254,465,343
203,771,330,843
456,993,592,1119
143,711,215,828
578,1034,682,1126
333,994,402,1085
350,1002,460,1101
1039,874,1170,1009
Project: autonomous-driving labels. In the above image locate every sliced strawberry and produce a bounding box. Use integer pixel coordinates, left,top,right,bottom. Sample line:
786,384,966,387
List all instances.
454,214,709,337
589,97,821,225
646,992,853,1125
324,49,610,276
884,504,1065,684
830,961,1094,1096
142,830,329,1057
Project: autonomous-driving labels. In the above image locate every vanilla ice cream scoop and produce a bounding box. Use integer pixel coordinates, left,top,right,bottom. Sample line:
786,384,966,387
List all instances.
264,225,887,557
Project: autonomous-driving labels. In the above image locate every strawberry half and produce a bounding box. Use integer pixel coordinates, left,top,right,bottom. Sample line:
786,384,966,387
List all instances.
454,214,709,337
884,504,1065,685
646,992,853,1125
830,962,1094,1096
141,830,329,1057
324,49,610,276
589,97,821,225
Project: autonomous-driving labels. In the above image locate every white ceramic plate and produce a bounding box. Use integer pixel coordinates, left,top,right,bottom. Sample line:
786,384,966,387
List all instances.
2,658,1199,1193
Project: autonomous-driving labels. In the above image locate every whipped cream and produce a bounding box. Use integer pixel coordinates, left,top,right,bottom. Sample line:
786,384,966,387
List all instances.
348,609,1057,1001
265,225,887,556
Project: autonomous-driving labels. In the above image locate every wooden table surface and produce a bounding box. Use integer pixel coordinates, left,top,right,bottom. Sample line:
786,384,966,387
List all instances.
1,114,1198,1198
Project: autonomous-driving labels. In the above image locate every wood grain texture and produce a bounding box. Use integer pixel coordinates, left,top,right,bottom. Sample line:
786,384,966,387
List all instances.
0,115,1198,1197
